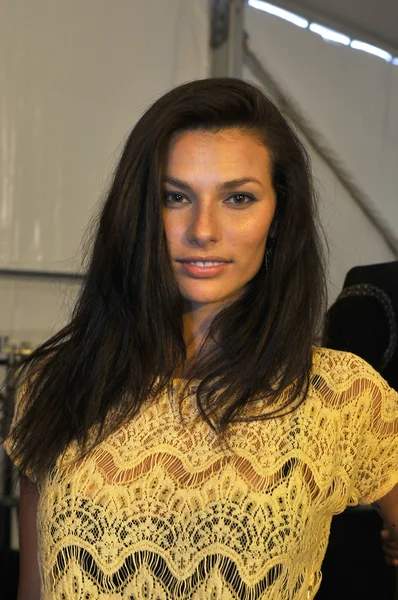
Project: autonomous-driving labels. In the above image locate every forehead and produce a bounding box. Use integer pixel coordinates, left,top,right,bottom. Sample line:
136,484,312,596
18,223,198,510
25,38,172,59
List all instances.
165,128,272,179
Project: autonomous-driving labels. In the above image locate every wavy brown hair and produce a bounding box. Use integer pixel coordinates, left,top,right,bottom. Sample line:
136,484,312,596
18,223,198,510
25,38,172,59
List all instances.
7,78,326,482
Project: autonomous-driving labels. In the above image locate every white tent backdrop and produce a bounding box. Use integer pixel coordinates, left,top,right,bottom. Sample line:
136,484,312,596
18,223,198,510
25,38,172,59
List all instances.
244,2,397,301
0,0,209,272
1,0,397,344
264,0,398,54
0,0,209,343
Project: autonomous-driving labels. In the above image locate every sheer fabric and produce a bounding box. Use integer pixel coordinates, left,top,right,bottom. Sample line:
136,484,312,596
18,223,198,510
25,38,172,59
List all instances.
4,348,398,599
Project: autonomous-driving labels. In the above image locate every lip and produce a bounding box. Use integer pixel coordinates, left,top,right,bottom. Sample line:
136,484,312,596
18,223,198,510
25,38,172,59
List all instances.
177,256,232,263
176,256,232,279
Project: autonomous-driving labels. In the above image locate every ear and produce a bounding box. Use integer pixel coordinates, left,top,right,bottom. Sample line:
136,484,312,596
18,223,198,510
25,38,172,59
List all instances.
268,218,278,239
267,216,279,246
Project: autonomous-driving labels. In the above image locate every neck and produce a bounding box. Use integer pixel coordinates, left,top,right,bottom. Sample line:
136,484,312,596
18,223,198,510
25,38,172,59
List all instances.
182,302,222,363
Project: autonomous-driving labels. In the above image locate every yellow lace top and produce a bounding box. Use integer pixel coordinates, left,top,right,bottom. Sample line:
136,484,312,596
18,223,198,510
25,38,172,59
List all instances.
4,348,398,600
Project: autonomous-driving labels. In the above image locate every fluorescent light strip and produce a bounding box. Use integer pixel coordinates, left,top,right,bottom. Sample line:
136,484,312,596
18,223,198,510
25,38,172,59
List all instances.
350,40,392,62
248,0,308,29
309,23,350,46
249,1,398,64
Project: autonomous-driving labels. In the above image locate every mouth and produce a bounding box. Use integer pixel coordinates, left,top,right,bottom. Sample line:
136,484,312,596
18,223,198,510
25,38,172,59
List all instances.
182,260,226,267
176,257,231,278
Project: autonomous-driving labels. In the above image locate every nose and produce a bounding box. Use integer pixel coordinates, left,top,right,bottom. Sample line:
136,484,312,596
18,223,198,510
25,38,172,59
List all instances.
187,202,221,247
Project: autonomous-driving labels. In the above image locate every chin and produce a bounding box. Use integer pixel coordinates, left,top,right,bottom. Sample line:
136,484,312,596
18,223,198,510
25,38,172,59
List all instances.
182,290,241,309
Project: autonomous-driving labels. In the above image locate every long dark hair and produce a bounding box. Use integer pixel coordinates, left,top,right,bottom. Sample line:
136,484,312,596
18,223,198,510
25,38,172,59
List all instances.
7,78,326,482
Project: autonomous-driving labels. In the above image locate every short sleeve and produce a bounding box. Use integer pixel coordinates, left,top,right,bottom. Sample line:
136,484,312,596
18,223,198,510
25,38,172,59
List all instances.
3,384,36,483
345,356,398,505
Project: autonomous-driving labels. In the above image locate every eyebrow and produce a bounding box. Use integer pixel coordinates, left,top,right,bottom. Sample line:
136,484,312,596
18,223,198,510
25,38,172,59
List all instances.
164,176,263,191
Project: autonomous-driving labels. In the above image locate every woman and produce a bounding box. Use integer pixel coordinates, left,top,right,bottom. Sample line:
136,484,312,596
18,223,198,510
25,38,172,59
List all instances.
5,78,398,600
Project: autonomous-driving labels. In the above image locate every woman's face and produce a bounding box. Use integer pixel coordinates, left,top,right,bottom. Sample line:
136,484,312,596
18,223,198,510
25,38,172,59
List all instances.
162,128,277,312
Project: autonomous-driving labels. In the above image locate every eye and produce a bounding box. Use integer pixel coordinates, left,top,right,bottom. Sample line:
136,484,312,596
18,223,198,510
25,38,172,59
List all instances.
224,193,256,206
163,192,189,206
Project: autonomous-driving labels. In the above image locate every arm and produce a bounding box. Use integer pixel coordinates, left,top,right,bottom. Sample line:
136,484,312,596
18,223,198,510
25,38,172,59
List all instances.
373,483,398,566
17,474,41,600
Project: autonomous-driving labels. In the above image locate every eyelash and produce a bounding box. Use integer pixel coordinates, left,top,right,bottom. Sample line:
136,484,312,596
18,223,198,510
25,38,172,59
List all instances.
225,193,256,206
163,192,256,207
163,193,188,205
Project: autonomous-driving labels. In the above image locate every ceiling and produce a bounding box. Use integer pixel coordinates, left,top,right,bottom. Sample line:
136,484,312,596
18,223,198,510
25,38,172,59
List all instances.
271,0,398,54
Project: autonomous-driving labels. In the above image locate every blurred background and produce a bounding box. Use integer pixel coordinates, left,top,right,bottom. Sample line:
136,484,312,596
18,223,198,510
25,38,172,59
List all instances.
1,1,397,598
0,0,397,345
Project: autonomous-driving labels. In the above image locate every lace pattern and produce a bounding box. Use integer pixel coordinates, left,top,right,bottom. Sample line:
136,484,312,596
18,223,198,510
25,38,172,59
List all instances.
6,348,398,599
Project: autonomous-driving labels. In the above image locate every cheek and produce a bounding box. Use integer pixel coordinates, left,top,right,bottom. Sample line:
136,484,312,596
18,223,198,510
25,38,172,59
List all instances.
230,217,272,255
163,215,182,248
